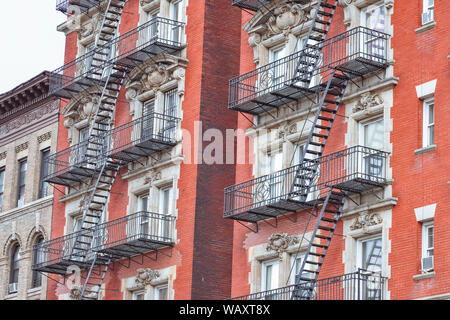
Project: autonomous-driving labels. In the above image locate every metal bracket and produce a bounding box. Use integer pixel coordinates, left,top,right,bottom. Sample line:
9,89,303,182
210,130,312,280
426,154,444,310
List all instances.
263,217,278,229
237,220,258,233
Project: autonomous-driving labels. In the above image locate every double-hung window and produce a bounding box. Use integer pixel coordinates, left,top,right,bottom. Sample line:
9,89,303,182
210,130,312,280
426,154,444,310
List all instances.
361,3,386,61
9,244,20,294
359,118,385,178
39,148,50,198
163,89,178,140
357,236,383,300
268,45,286,89
421,221,434,272
422,98,435,147
169,0,183,43
155,284,169,300
137,194,150,238
158,187,173,240
142,99,155,141
17,158,27,207
261,259,279,299
422,0,434,25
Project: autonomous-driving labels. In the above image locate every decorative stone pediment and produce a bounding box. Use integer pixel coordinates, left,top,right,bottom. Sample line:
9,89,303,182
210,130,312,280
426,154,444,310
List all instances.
266,233,300,259
62,87,102,123
278,123,297,140
144,170,162,184
349,211,383,230
353,92,384,113
267,3,308,37
125,55,187,95
135,268,161,288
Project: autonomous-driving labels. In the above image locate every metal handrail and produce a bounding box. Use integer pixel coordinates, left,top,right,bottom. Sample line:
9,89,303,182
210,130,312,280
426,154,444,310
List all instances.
49,16,185,95
32,211,176,270
56,0,102,14
231,269,387,300
228,26,390,109
105,112,179,156
224,145,389,218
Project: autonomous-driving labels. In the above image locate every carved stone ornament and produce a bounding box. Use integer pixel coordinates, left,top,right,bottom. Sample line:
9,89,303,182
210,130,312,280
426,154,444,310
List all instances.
350,211,383,231
278,123,297,139
140,64,170,92
62,87,102,124
37,132,52,144
0,151,6,161
353,92,384,113
266,233,300,259
135,268,160,288
69,286,82,300
144,170,162,184
15,142,28,153
267,4,307,37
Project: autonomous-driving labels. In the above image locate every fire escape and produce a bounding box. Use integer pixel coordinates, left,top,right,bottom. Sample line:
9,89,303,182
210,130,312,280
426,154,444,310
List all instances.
33,0,184,300
225,0,390,300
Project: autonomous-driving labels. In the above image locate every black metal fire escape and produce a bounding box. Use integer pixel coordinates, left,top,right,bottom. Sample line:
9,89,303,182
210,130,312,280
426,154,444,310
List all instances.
67,0,128,300
231,0,354,300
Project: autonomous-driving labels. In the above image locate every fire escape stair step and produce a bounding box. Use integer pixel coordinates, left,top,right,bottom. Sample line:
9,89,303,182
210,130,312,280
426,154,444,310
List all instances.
311,243,328,249
320,3,337,9
321,217,338,223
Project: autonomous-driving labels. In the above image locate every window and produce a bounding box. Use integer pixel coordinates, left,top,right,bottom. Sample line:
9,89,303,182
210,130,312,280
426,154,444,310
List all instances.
142,99,155,140
0,167,5,211
137,194,150,237
9,244,20,294
262,151,283,200
361,3,386,60
158,187,173,239
17,158,27,207
261,260,279,292
422,0,434,25
31,236,44,288
155,284,169,300
268,45,287,88
359,118,384,178
132,290,146,300
163,89,178,139
146,9,159,41
357,236,383,300
289,254,305,285
421,221,434,272
423,98,435,147
169,0,183,42
73,216,83,233
39,148,51,198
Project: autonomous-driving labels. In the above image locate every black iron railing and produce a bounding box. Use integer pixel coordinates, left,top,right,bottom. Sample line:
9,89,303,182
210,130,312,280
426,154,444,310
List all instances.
90,211,176,253
56,0,101,14
231,0,272,11
231,269,387,300
224,146,389,218
228,27,389,110
49,17,185,97
43,136,106,185
33,211,176,272
105,112,178,160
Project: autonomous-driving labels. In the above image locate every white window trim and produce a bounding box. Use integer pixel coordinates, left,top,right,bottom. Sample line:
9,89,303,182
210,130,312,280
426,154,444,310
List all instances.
360,2,386,29
155,284,169,300
132,289,146,300
356,234,383,273
289,254,305,285
422,98,435,148
358,116,385,150
261,259,280,291
422,221,434,260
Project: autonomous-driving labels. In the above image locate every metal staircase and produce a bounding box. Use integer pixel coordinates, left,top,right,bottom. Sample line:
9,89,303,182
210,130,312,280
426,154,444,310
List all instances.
292,188,346,300
67,0,128,300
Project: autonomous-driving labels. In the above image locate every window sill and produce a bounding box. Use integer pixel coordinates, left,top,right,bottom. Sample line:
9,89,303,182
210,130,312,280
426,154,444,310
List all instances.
415,21,436,34
414,145,436,155
413,272,435,281
5,292,18,300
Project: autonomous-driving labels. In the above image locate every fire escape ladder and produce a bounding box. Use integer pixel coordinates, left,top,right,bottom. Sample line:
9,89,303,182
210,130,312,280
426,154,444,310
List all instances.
289,70,349,202
293,0,338,86
291,188,346,300
79,254,112,300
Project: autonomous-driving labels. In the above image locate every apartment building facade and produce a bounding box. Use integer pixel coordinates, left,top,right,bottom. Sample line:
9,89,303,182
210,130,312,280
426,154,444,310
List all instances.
226,0,449,300
34,0,241,300
0,71,60,300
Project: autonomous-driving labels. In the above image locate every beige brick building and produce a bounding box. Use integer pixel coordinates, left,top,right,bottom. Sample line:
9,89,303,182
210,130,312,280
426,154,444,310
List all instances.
0,71,59,300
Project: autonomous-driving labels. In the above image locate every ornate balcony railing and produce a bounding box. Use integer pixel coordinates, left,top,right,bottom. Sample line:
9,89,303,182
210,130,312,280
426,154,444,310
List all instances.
91,211,176,258
228,27,390,114
231,269,387,300
43,136,106,186
33,211,176,274
224,146,389,221
56,0,102,14
105,112,178,163
49,17,185,99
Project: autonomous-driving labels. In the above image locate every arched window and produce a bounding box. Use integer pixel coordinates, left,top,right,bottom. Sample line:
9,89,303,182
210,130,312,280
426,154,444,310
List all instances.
32,236,44,288
9,244,20,294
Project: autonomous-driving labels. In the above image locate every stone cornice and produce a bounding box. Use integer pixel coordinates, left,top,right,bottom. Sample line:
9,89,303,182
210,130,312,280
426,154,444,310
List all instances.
341,197,398,219
0,196,53,222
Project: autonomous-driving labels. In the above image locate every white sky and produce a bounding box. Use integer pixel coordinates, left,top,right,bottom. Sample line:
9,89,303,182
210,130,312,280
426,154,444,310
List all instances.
0,1,67,93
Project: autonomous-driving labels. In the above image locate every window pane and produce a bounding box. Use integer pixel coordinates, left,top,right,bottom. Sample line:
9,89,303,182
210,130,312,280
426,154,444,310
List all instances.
0,168,5,211
265,264,272,290
364,120,384,149
17,159,27,207
366,6,385,32
39,149,50,198
362,238,382,272
157,286,168,300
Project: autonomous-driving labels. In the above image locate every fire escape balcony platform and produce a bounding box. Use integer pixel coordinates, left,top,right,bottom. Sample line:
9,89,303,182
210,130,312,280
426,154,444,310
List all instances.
228,27,390,115
32,230,105,275
224,146,389,223
230,269,387,300
43,139,109,187
91,211,176,259
56,0,101,14
105,112,178,163
48,17,185,100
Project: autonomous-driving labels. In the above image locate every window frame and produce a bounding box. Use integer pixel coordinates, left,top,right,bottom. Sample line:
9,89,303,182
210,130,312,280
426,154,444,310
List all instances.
16,158,27,208
289,253,306,285
9,244,20,293
422,98,435,148
422,221,434,259
155,284,169,300
356,235,383,273
31,236,45,288
38,148,51,199
132,289,146,300
261,259,280,292
0,166,5,211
